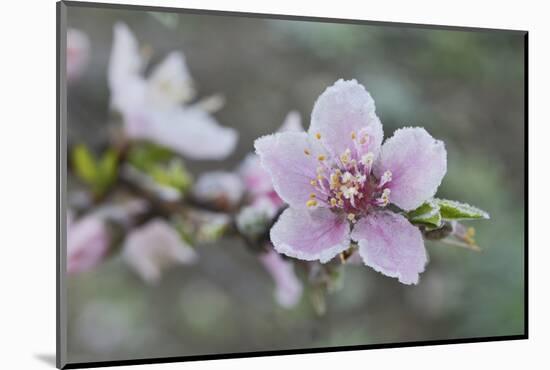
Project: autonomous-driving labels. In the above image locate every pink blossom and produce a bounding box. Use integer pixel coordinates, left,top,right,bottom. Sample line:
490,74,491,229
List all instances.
108,22,237,160
259,249,303,308
122,218,198,284
67,214,110,274
67,28,90,82
255,79,447,284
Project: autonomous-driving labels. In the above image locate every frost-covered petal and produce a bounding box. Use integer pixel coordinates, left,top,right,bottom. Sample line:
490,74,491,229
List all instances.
259,249,303,308
351,211,427,285
127,106,238,160
122,218,197,284
374,127,447,211
67,215,110,274
270,207,350,263
255,132,328,208
309,79,383,157
66,28,90,82
239,111,303,201
147,51,195,108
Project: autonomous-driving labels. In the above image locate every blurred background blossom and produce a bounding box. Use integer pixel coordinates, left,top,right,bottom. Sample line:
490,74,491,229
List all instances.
107,22,238,160
66,28,90,82
66,5,525,364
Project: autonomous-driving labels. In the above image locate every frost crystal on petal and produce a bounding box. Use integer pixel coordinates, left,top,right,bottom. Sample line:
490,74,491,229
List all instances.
351,211,428,285
374,127,447,211
270,207,350,263
309,79,383,157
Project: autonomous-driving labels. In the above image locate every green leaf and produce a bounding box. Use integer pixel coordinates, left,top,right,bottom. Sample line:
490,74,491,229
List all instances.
72,144,98,185
98,150,117,179
435,198,490,221
97,149,118,190
128,143,192,193
127,143,174,172
71,145,119,197
406,200,442,228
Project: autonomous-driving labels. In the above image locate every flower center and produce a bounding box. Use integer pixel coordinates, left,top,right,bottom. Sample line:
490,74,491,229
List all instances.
305,131,393,222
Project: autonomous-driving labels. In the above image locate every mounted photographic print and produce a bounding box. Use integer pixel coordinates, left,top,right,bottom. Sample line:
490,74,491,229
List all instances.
57,1,528,368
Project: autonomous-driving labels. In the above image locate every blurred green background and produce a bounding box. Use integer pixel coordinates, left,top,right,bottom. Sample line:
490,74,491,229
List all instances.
66,5,525,364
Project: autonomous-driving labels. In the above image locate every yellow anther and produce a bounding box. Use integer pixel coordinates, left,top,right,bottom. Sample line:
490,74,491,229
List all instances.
465,227,476,246
317,154,326,161
340,148,351,164
304,149,311,155
330,198,338,207
309,193,316,199
347,213,357,223
310,180,317,186
317,174,324,180
351,131,357,140
306,199,318,208
315,132,322,140
329,173,340,189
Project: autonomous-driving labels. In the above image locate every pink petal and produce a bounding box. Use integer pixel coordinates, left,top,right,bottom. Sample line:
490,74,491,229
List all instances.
66,28,90,82
259,249,303,308
309,79,383,157
254,132,327,208
270,207,350,263
351,211,427,285
67,215,110,274
240,111,302,201
122,219,197,284
238,153,274,197
374,127,447,211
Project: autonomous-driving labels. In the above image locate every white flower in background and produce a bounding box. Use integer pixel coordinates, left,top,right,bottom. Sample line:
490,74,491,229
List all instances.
259,249,303,308
67,28,90,82
146,51,195,109
122,218,198,284
67,213,110,274
192,171,244,210
108,22,237,160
